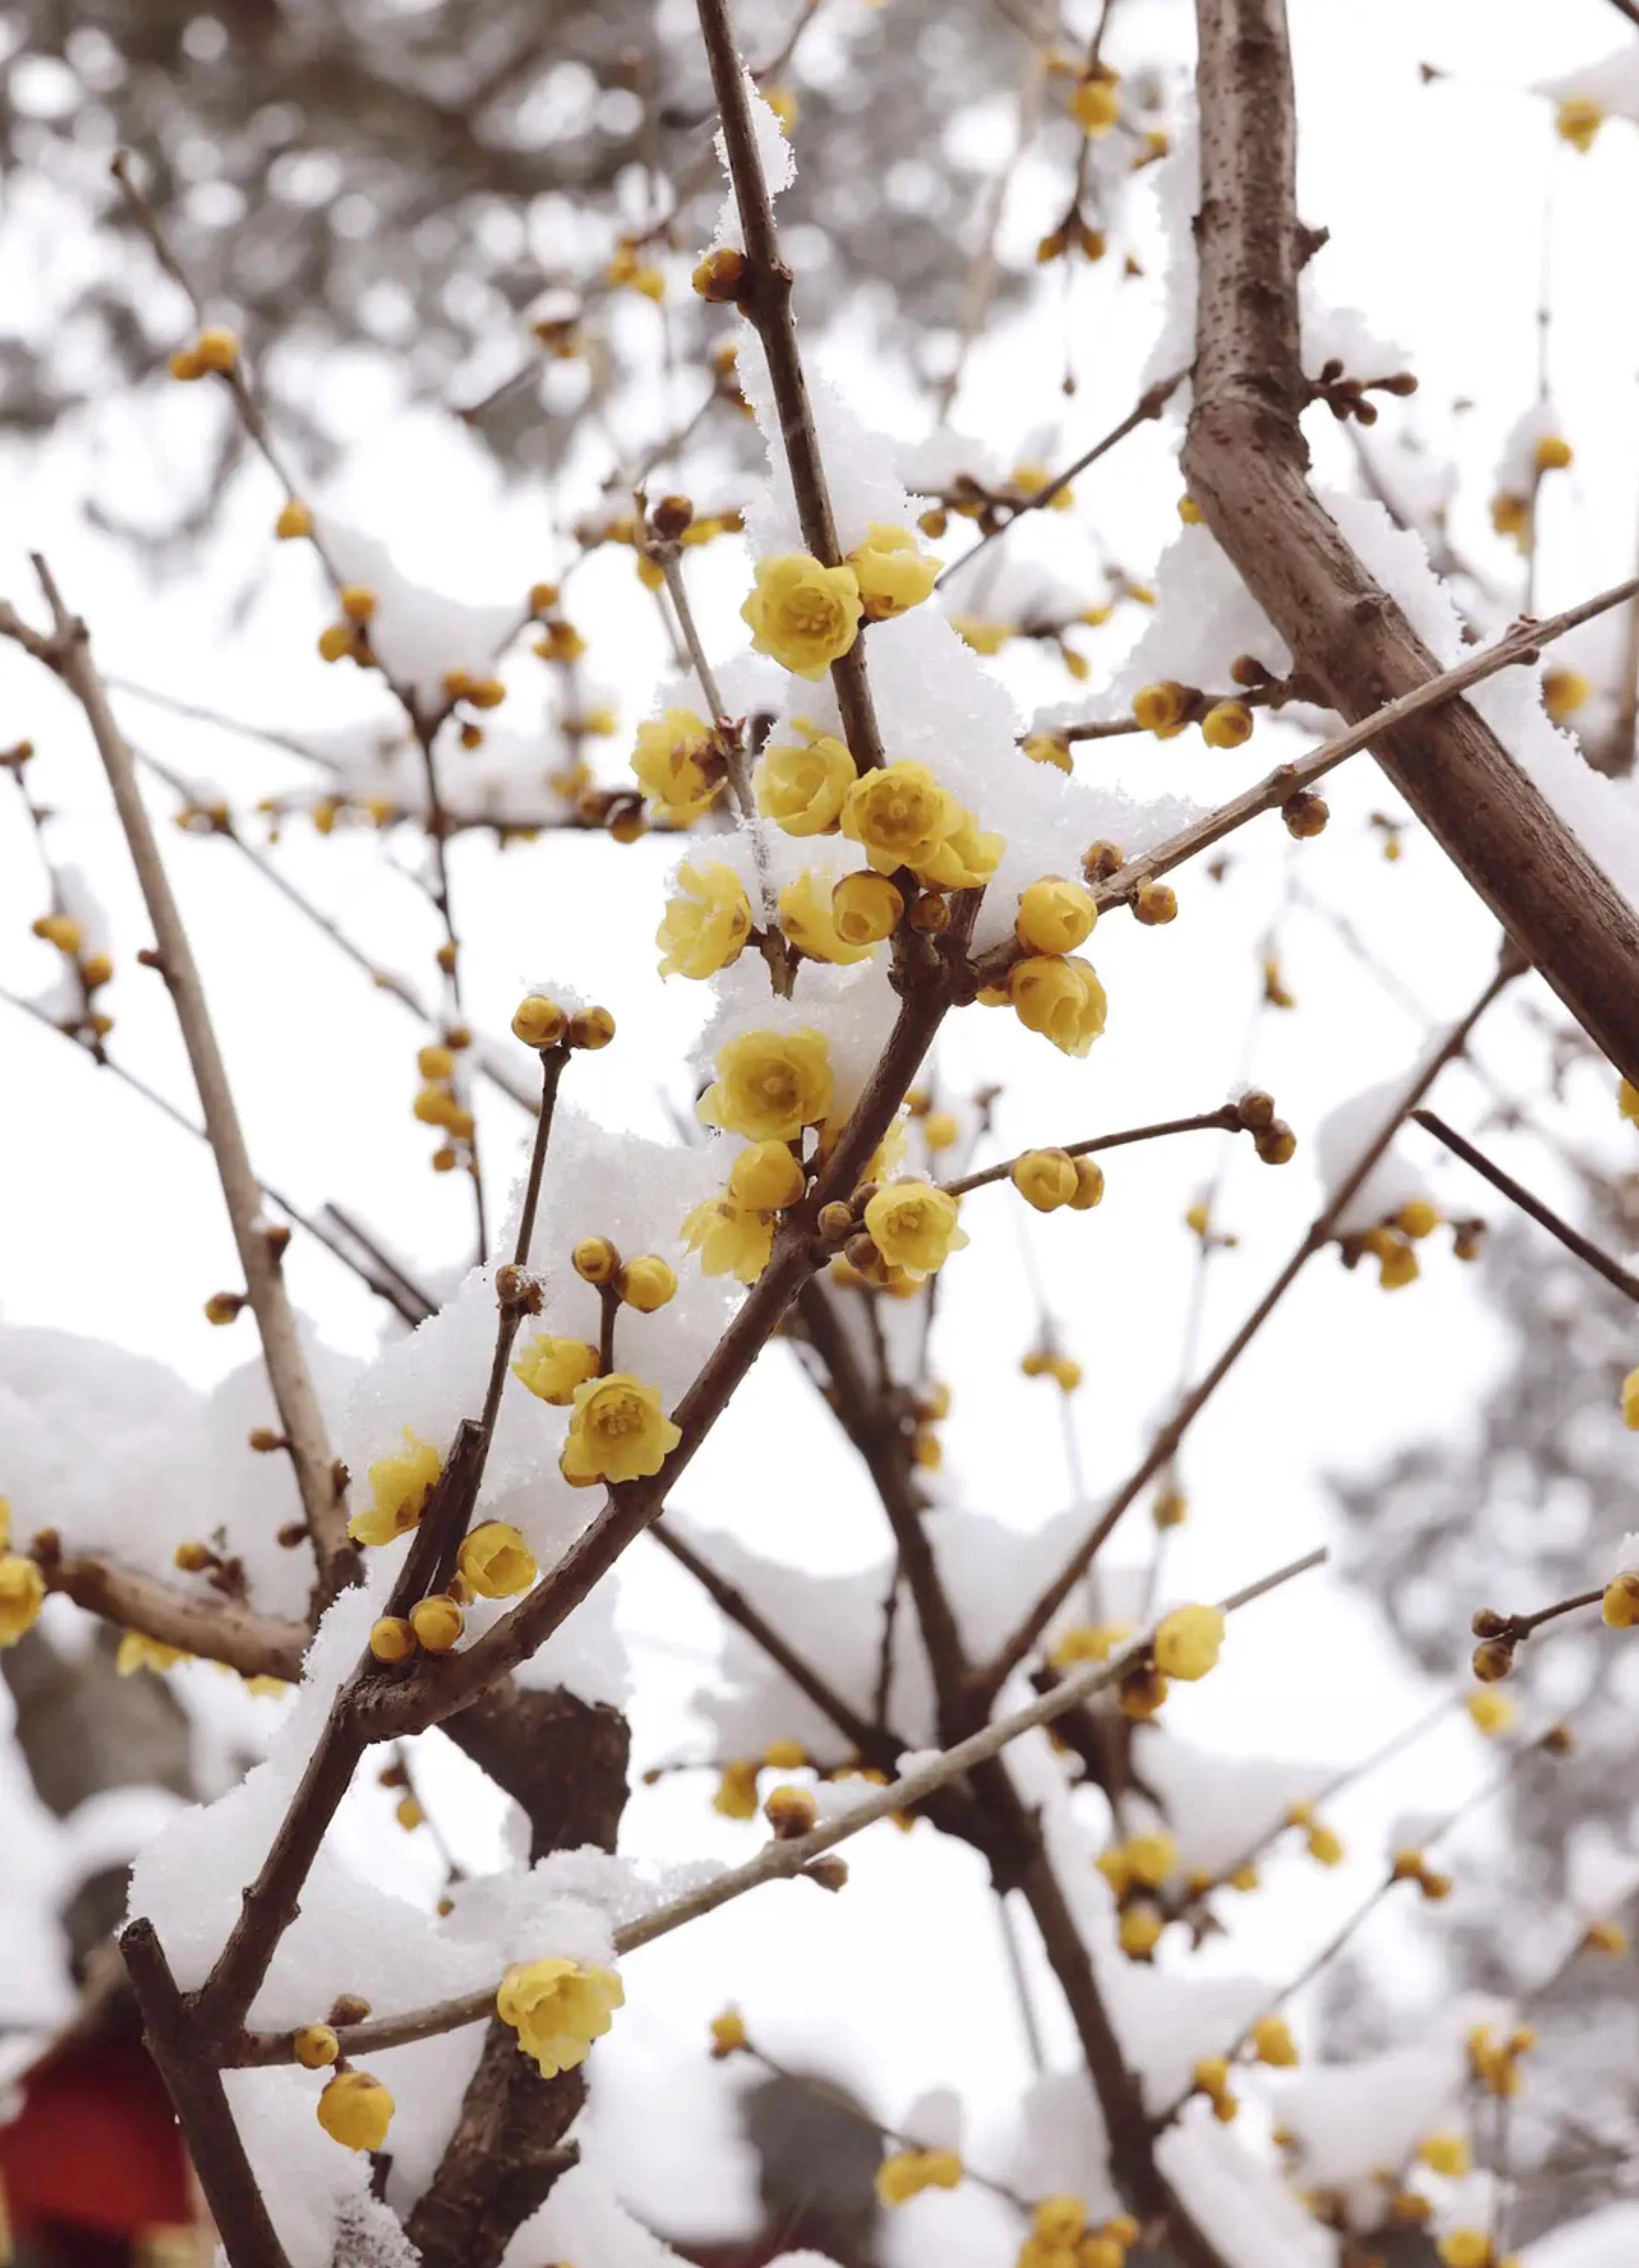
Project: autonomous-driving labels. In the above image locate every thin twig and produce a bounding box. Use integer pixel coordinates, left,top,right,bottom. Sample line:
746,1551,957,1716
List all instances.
1412,1108,1639,1303
228,1546,1326,2063
1,565,356,1607
941,1106,1243,1198
976,955,1518,1702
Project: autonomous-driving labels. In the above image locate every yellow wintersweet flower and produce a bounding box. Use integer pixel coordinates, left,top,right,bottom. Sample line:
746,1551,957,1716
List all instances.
710,2008,749,2056
741,553,863,678
1016,878,1097,956
914,809,1004,891
1071,72,1121,135
847,522,940,621
840,760,961,875
1621,1365,1639,1429
863,1180,967,1278
633,707,721,819
657,861,753,980
951,615,1010,654
1022,732,1072,772
1009,956,1108,1057
728,1140,807,1212
1557,94,1604,151
779,869,873,965
1154,1603,1226,1680
1438,2233,1493,2268
1119,1902,1163,1957
316,2070,394,2152
512,1334,601,1407
753,726,857,834
349,1432,442,1547
683,1196,775,1283
116,1630,188,1677
1466,1689,1515,1737
496,1956,624,2076
1048,1621,1130,1669
1418,2132,1470,2178
0,1554,46,1648
1542,668,1592,722
1124,1832,1176,1888
713,1759,761,1818
457,1521,539,1598
561,1374,682,1485
699,1027,833,1142
1253,2015,1299,2067
1619,1079,1639,1124
1602,1570,1639,1627
874,2148,962,2205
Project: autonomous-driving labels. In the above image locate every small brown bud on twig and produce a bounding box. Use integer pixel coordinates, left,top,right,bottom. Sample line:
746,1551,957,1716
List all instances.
1282,791,1329,839
1081,839,1125,882
329,1994,372,2027
570,1006,616,1050
817,1202,855,1242
651,494,694,540
804,1855,849,1892
1471,1607,1509,1638
1471,1636,1516,1683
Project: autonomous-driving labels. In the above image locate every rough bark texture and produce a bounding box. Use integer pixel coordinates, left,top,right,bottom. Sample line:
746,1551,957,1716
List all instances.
1184,0,1639,1090
406,1686,631,2268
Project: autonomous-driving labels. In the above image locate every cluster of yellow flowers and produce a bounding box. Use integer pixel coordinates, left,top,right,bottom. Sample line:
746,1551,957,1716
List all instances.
1467,2021,1534,2099
1132,680,1255,750
1017,2196,1139,2268
712,1737,809,1819
1022,1346,1084,1392
740,526,939,678
1556,93,1605,151
496,1955,625,2076
29,904,114,1024
411,1033,477,1172
1390,1846,1454,1902
1352,1197,1442,1290
1191,2054,1241,2123
873,2145,963,2205
167,325,239,382
1282,1801,1344,1868
0,1500,45,1650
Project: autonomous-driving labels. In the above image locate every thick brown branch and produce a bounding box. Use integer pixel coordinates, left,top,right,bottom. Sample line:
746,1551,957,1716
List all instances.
1185,0,1639,1087
38,1551,307,1682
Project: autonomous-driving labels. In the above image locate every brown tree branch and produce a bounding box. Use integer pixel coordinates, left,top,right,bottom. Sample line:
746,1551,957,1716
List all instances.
38,1551,308,1683
941,1105,1245,1198
1411,1108,1639,1303
1086,574,1639,916
694,0,888,771
1184,0,1639,1088
2,564,357,1609
977,953,1518,1701
227,1546,1326,2066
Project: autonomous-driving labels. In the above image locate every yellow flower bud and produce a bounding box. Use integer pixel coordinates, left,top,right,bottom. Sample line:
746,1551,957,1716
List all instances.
369,1616,417,1663
512,993,567,1048
1253,2015,1298,2067
1535,433,1572,473
1623,1367,1639,1429
1022,732,1072,772
831,869,904,947
1466,1689,1514,1737
741,553,863,678
713,1759,761,1818
417,1043,456,1081
1396,1198,1440,1240
779,869,874,964
1069,1157,1105,1210
1200,699,1253,749
396,1795,425,1831
710,2008,748,2056
1556,94,1603,151
276,499,312,540
622,1254,678,1312
573,1236,621,1283
1602,1570,1639,1627
1118,1901,1163,1957
1133,681,1190,737
31,913,83,956
1438,2232,1493,2268
317,2069,394,2152
1124,1832,1176,1888
1584,1918,1628,1954
0,1555,46,1648
1033,2195,1088,2245
339,584,376,624
457,1522,539,1598
1542,667,1592,722
1016,877,1097,956
293,2023,340,2069
1305,1822,1345,1866
1153,1602,1225,1681
409,1594,464,1652
1418,2132,1470,2178
728,1141,807,1212
1011,1148,1080,1212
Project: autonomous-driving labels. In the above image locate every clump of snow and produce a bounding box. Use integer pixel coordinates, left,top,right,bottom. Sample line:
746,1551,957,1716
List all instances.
1538,47,1639,122
1312,1073,1435,1235
503,2161,696,2267
1158,2110,1338,2268
315,520,520,712
1494,402,1568,501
